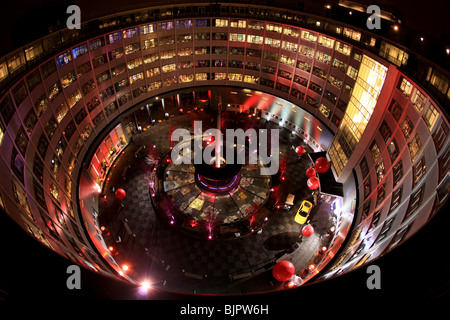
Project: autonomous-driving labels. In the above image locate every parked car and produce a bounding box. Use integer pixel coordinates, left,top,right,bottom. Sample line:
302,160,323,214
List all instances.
294,200,313,224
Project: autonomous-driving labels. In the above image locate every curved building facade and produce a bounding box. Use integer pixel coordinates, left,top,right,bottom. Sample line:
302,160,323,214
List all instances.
0,1,448,297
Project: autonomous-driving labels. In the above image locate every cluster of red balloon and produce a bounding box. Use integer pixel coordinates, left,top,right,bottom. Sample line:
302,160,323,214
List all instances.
115,188,126,200
272,260,295,282
295,145,305,155
306,157,330,190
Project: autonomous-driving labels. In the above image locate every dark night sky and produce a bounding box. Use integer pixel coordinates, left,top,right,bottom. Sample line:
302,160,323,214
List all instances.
0,0,449,54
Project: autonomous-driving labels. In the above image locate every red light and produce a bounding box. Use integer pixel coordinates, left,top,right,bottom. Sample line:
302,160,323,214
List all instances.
166,158,171,163
108,246,114,252
276,205,281,209
307,264,315,271
281,176,285,181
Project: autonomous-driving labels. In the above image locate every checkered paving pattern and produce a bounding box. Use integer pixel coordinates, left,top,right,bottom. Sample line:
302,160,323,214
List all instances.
98,110,341,294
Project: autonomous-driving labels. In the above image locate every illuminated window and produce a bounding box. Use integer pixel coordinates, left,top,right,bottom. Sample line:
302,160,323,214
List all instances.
111,63,126,77
228,73,242,81
129,72,144,84
282,41,298,52
148,81,161,91
405,185,424,220
315,51,331,64
398,77,413,97
264,38,281,48
408,133,422,162
248,21,264,30
178,34,193,42
301,31,317,42
12,179,32,217
400,116,414,139
375,160,385,184
343,28,361,41
107,32,122,44
370,141,381,162
214,19,228,27
0,62,8,81
56,102,69,123
387,139,399,162
144,53,159,64
56,51,72,68
426,67,450,95
283,27,299,38
163,76,177,87
25,45,43,62
296,60,311,72
158,21,174,30
179,74,194,83
0,122,4,147
67,89,82,108
159,50,176,60
389,99,403,122
379,120,392,143
376,183,386,206
244,75,258,84
393,161,403,186
141,24,156,35
328,74,342,89
35,94,49,117
125,43,140,55
332,58,347,73
412,157,426,188
246,34,262,44
335,41,351,56
127,57,142,70
109,47,124,61
347,66,358,80
230,20,246,28
7,52,25,73
176,19,192,29
266,23,282,33
72,44,88,59
195,32,210,41
318,35,334,48
178,61,193,69
379,41,409,67
423,103,439,132
61,70,76,88
319,104,331,118
299,45,314,58
410,89,426,113
280,55,295,67
329,55,388,175
143,38,158,49
195,73,209,81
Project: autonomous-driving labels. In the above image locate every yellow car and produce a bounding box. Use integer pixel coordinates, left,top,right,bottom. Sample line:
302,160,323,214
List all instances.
294,200,313,225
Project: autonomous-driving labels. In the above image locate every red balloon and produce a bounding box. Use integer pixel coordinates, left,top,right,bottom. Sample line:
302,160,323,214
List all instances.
295,146,305,155
302,225,314,237
306,167,316,178
272,260,295,282
307,176,320,190
315,157,330,173
115,188,126,200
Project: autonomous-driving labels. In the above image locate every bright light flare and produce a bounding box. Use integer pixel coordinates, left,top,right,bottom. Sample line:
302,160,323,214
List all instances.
138,281,151,295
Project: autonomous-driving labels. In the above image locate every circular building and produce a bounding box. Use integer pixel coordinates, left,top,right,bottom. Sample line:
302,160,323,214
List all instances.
0,0,448,299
